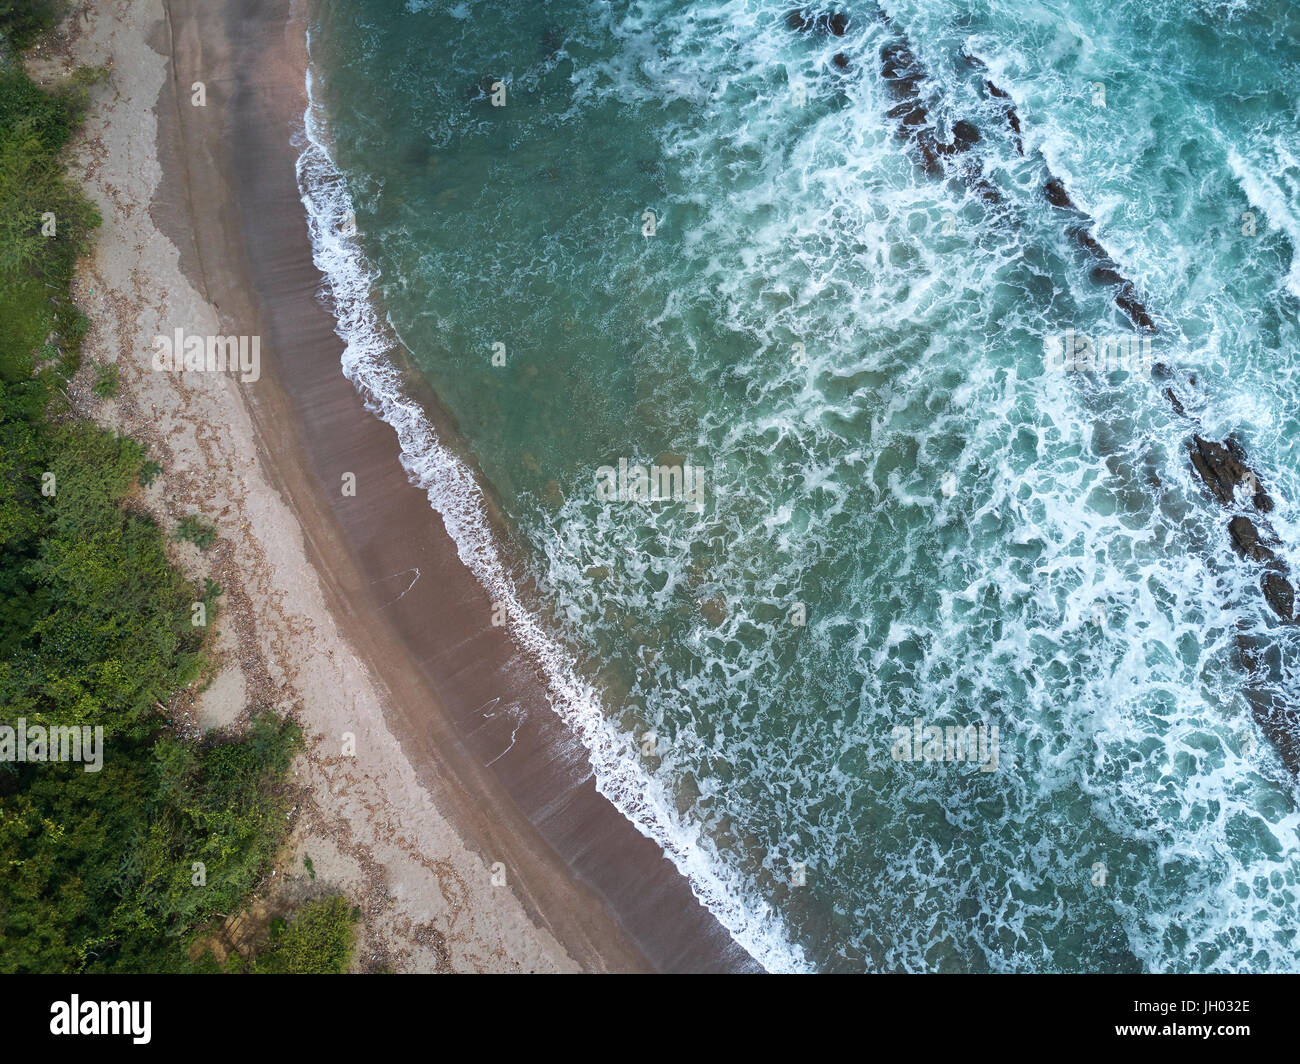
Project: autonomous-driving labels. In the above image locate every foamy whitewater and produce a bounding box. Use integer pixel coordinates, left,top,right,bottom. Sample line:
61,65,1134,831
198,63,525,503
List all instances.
297,0,1300,972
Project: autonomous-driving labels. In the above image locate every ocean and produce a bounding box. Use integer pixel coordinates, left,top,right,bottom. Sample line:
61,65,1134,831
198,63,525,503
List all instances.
296,0,1300,972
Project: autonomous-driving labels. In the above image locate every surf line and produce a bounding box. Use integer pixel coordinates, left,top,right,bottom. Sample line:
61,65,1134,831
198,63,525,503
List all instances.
785,6,1300,774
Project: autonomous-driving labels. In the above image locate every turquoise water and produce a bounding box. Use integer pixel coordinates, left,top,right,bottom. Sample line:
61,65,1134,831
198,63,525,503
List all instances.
300,0,1300,971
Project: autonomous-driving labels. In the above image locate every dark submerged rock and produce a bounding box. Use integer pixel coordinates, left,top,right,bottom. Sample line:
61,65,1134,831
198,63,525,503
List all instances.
951,120,981,152
983,80,1024,153
879,42,924,102
1190,436,1247,506
971,178,1003,206
1006,109,1023,150
1115,287,1157,333
1240,673,1300,773
1230,515,1276,564
1189,435,1273,512
1226,518,1295,624
823,11,849,36
1067,226,1106,259
1044,178,1076,210
913,130,944,175
880,41,920,80
1262,572,1296,621
540,25,565,58
889,74,924,100
887,101,926,124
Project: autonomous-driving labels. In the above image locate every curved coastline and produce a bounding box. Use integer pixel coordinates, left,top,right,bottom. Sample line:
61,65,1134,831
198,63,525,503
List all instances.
295,26,810,975
156,0,770,973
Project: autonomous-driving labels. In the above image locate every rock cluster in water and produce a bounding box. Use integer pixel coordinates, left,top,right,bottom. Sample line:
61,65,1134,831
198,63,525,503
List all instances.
782,4,1300,771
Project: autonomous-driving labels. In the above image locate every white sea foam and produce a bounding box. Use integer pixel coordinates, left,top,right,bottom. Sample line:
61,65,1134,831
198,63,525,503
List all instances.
295,38,811,975
1227,147,1300,300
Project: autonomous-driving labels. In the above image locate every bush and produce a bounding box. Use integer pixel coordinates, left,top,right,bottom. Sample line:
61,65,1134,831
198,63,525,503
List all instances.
175,514,217,552
0,22,322,978
0,73,99,284
0,712,303,973
0,0,61,51
253,896,357,975
0,64,99,383
0,417,205,737
91,361,117,398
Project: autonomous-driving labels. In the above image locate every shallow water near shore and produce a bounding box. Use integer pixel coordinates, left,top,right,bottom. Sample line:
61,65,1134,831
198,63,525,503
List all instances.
300,0,1300,972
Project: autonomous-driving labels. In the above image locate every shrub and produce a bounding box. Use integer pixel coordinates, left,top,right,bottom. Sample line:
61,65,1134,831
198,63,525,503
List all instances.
175,514,217,551
91,361,117,398
253,896,357,975
0,0,61,51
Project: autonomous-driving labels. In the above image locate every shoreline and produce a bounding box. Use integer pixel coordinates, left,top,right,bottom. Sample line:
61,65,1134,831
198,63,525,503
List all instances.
127,0,760,972
46,0,575,973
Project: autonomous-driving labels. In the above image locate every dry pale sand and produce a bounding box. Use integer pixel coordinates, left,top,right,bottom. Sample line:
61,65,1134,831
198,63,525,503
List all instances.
37,0,759,973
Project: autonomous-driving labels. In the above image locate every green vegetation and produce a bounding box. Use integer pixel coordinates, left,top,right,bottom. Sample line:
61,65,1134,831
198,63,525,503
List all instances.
0,0,60,52
0,417,206,739
0,5,340,974
90,360,117,398
174,512,217,552
0,712,301,972
252,896,357,975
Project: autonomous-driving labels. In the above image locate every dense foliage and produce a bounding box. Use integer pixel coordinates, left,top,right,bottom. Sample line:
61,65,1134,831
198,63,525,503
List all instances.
252,896,358,975
0,0,60,51
0,712,301,972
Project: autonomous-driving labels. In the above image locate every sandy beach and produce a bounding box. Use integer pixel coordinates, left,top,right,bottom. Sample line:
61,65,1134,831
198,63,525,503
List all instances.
37,0,758,972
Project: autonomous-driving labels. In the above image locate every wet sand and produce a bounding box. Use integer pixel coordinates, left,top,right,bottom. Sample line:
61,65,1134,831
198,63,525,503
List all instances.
155,0,760,972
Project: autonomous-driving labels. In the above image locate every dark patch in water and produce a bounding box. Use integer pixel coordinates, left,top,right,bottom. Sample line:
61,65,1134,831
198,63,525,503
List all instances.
1044,178,1076,210
950,120,981,152
784,8,850,35
1186,435,1296,626
821,11,850,36
1189,435,1273,513
873,33,995,193
961,49,1024,153
540,25,565,59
